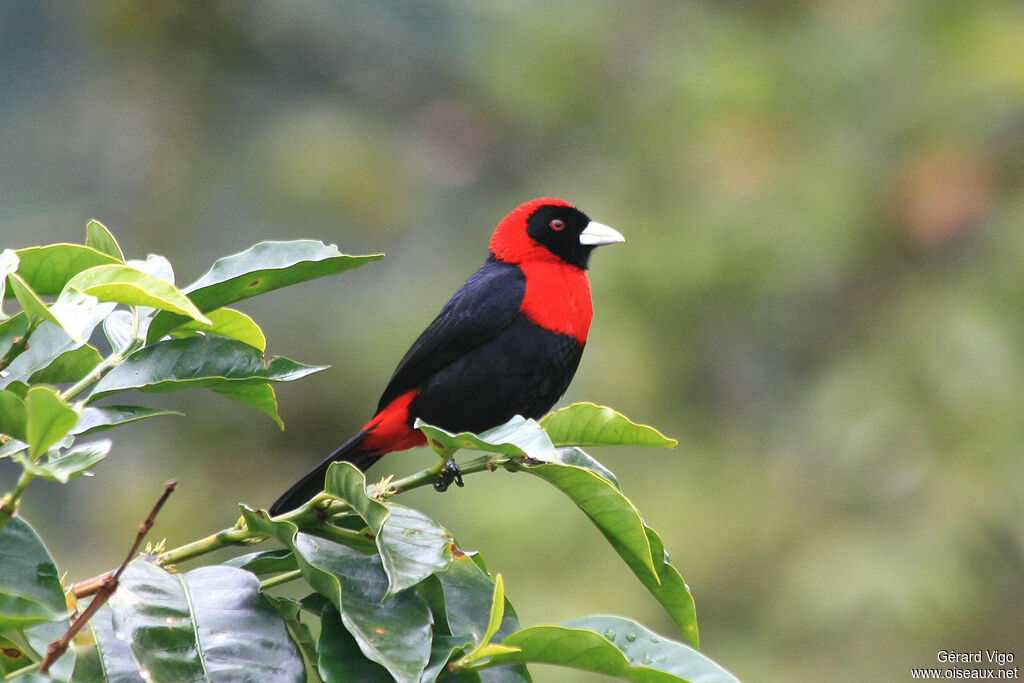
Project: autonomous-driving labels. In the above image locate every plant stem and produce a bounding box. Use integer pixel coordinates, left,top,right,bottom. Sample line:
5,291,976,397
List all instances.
386,453,509,496
153,452,512,568
158,526,256,567
0,469,35,532
0,316,41,373
260,569,304,590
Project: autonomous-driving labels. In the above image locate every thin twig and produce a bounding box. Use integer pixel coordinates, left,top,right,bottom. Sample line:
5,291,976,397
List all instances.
39,480,177,674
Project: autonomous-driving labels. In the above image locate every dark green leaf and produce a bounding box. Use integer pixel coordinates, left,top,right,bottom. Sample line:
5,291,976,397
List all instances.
323,462,390,532
211,382,287,428
291,532,433,683
265,596,323,683
24,386,78,459
11,244,121,296
541,402,678,448
239,505,435,683
323,463,455,596
88,335,326,400
83,602,144,683
27,345,102,386
0,517,67,630
489,617,738,682
0,312,29,357
84,220,125,262
147,240,383,342
377,502,454,597
64,264,210,324
71,406,183,435
109,561,305,683
0,389,27,442
317,604,393,683
1,314,108,391
223,548,297,575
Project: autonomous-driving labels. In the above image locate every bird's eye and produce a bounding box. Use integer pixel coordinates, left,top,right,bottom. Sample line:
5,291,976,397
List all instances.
549,219,565,231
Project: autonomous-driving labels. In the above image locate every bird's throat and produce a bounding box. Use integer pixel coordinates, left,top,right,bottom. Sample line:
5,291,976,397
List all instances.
517,260,593,345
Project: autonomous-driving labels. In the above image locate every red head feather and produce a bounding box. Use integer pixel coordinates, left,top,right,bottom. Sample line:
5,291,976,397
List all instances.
488,197,574,264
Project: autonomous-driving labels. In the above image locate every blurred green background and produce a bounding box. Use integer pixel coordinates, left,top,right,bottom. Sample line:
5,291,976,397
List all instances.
3,2,1024,681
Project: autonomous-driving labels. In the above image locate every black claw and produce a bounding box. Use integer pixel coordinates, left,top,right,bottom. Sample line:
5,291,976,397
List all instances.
434,457,465,492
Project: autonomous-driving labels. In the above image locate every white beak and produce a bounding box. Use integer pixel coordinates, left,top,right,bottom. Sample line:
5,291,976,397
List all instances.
578,221,625,246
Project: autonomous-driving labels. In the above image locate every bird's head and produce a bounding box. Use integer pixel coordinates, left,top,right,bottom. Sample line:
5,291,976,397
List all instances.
489,198,624,269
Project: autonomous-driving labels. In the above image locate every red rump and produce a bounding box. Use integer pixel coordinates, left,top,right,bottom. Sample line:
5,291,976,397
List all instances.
360,389,426,454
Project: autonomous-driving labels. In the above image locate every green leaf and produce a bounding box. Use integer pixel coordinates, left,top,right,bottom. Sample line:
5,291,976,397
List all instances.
0,389,27,442
541,403,678,448
0,517,67,630
377,502,453,596
84,219,125,262
323,463,455,596
83,602,143,683
0,249,20,319
211,382,286,428
70,405,183,435
27,440,111,483
147,240,384,342
109,560,305,683
555,446,621,488
0,634,31,675
489,617,739,683
291,533,432,683
10,244,120,297
171,306,267,351
64,264,211,325
415,415,557,462
634,525,700,648
483,573,506,647
48,289,116,344
317,604,393,683
1,305,111,391
7,272,60,328
524,461,658,581
239,506,435,683
24,614,76,681
266,597,324,683
323,462,391,532
27,344,102,386
0,312,29,358
524,460,698,647
223,548,297,575
88,335,326,400
24,386,78,459
433,555,531,682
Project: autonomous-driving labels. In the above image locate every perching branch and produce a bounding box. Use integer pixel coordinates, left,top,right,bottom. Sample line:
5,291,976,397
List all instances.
40,480,177,674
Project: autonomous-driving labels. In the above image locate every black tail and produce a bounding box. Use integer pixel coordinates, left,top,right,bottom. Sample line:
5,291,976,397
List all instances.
269,429,376,515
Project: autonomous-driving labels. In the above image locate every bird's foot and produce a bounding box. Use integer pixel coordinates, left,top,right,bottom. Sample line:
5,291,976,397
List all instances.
433,457,464,492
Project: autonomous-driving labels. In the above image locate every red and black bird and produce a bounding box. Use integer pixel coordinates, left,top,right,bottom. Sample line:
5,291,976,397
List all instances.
270,198,624,514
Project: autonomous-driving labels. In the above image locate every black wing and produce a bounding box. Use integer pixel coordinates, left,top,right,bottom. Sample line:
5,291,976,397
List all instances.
375,258,526,412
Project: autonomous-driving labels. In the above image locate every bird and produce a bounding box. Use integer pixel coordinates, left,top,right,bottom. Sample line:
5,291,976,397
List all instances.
269,198,624,515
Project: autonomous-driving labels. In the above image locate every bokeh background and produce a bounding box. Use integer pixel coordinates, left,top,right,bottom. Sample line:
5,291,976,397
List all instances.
3,2,1024,681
